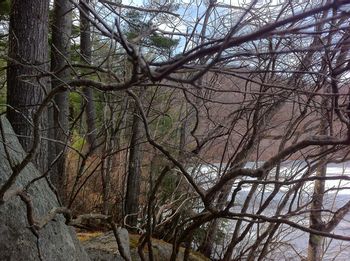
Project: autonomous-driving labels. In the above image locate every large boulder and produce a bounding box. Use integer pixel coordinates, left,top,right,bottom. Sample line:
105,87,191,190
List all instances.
0,116,90,261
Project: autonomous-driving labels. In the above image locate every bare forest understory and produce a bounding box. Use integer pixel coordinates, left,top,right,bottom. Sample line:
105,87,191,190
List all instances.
2,0,350,260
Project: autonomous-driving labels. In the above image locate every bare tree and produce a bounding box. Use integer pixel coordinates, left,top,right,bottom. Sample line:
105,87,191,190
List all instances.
50,0,73,202
3,0,350,260
124,98,144,229
65,0,350,259
80,0,97,150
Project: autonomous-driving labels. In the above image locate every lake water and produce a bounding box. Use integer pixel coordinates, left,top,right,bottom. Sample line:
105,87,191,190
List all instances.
192,161,350,260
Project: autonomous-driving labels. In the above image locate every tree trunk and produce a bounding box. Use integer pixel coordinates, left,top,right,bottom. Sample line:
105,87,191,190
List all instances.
307,100,328,261
125,103,144,229
50,0,72,202
308,162,327,261
7,0,50,173
198,220,218,257
80,0,97,149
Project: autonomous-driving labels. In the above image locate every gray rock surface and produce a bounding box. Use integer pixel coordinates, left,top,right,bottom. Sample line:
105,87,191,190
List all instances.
82,232,125,261
115,227,132,261
0,116,90,261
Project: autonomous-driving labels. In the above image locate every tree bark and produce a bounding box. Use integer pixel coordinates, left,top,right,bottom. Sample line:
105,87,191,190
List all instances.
307,161,327,261
125,102,144,229
50,0,72,202
307,97,329,261
7,0,50,173
80,0,97,149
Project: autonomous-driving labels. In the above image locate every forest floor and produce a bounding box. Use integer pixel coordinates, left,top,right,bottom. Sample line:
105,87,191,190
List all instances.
77,230,209,261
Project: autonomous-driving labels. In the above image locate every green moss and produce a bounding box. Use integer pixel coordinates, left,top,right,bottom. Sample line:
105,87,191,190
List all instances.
129,234,140,249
